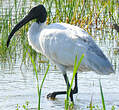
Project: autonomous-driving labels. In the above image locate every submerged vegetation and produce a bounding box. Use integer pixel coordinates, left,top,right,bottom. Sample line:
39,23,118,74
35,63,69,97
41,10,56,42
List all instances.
0,0,119,110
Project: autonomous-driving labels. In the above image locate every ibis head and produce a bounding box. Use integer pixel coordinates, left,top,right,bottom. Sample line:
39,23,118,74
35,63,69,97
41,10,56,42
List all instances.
7,4,47,47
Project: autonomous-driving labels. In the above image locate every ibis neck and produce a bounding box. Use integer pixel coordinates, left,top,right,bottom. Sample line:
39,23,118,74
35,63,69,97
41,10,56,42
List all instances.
27,22,46,53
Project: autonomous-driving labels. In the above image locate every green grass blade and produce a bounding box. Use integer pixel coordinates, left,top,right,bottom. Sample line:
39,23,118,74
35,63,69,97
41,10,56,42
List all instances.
65,54,84,110
38,64,50,110
27,50,40,109
28,49,50,110
99,79,106,110
68,54,84,98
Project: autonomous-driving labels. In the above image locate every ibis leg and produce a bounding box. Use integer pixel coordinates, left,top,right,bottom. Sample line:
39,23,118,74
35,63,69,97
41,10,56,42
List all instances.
47,73,78,102
63,73,78,101
73,73,78,94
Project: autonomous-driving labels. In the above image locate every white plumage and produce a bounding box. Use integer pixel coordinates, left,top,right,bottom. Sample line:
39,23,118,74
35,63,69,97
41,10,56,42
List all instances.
28,22,114,75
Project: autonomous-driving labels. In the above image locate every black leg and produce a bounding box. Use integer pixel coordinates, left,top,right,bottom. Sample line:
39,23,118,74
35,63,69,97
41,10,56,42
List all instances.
73,73,78,94
47,73,78,102
63,73,74,101
63,73,78,101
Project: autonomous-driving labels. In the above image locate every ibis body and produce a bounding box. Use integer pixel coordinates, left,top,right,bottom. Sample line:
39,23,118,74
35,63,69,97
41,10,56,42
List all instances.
28,22,114,75
7,4,114,102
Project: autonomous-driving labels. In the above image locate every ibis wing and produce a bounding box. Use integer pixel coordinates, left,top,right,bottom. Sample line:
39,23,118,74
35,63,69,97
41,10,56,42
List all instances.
40,23,114,74
70,29,114,74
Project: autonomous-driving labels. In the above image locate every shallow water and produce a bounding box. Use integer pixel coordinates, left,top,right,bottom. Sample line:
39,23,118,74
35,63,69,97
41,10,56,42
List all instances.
0,38,119,110
0,59,119,110
0,0,119,110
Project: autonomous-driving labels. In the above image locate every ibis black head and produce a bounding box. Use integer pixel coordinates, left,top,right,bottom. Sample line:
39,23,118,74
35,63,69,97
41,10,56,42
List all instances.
7,4,47,47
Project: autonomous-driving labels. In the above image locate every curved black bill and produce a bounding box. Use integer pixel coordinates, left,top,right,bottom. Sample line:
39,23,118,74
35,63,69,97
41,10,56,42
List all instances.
7,15,33,47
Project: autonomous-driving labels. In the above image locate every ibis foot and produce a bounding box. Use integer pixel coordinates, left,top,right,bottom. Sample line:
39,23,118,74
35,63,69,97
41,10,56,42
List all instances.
47,92,56,100
47,91,67,100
